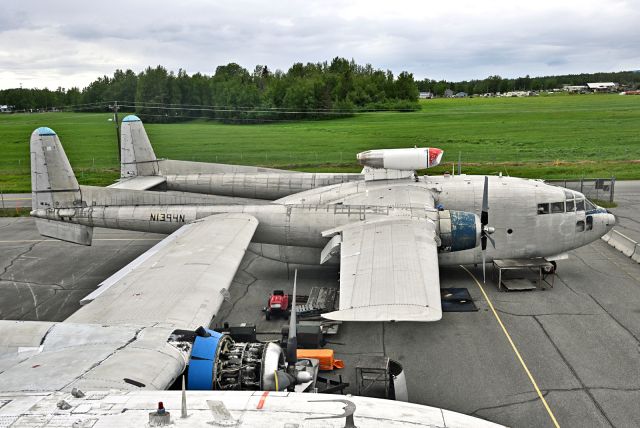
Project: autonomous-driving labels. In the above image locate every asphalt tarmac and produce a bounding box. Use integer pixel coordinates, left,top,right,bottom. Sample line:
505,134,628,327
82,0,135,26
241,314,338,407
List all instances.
1,186,640,427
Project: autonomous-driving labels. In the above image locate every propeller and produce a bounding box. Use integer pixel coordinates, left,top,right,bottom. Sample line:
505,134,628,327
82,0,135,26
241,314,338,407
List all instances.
271,269,314,391
481,176,496,283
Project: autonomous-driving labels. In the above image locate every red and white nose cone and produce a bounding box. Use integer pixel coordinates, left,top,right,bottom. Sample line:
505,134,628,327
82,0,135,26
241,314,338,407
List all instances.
428,148,443,167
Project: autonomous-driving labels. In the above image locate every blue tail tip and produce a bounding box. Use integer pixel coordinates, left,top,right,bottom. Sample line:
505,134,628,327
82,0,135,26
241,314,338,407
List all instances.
122,115,141,122
35,127,56,136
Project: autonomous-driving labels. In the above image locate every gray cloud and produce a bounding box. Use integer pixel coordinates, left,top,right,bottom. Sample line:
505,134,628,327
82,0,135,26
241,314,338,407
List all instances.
0,0,639,89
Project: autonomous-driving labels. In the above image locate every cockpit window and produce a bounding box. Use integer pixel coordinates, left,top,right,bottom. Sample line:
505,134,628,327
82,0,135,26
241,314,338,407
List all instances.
538,203,550,214
566,200,575,212
564,190,574,199
551,202,564,213
576,199,585,211
585,199,597,211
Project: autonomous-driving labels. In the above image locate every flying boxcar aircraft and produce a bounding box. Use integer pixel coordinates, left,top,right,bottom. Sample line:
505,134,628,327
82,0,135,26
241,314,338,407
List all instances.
113,114,444,198
0,128,507,427
29,127,615,323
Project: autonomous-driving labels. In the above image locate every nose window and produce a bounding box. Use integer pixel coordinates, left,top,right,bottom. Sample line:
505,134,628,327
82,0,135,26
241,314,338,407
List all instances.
586,216,593,231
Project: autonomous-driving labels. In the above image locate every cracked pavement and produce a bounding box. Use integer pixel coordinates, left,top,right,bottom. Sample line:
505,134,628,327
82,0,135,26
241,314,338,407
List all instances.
2,182,640,427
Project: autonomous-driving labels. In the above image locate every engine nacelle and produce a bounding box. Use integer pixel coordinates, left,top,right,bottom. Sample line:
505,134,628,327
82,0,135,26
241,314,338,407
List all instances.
437,210,481,252
357,147,444,170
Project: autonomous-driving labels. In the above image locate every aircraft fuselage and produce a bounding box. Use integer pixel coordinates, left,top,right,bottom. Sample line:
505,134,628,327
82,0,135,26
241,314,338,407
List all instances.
32,175,614,266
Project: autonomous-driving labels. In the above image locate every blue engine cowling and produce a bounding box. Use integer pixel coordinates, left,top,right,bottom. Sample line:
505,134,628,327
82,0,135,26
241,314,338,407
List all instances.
438,210,481,252
187,328,230,390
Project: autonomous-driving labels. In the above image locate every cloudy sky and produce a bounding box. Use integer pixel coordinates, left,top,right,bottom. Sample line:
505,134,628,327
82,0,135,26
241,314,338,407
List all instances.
1,0,639,90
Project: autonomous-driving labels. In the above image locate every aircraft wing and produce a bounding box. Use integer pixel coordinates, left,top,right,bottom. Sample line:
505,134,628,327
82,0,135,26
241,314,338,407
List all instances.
322,217,442,322
66,213,258,327
107,175,166,190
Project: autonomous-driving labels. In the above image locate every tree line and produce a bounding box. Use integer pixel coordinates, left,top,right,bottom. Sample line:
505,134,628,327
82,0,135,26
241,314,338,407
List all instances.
416,71,640,96
2,63,639,120
0,58,420,122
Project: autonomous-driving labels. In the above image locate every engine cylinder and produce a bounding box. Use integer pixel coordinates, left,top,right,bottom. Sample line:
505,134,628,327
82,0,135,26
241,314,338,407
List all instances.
438,210,480,252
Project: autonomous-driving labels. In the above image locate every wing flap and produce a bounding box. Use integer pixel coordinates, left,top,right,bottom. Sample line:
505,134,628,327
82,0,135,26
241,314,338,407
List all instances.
66,213,258,328
323,218,442,322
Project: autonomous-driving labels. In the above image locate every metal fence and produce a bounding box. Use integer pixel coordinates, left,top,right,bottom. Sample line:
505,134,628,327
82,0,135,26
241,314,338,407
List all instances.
546,178,615,203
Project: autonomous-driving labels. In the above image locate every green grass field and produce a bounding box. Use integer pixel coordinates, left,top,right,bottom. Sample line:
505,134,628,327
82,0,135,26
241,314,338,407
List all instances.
1,94,638,192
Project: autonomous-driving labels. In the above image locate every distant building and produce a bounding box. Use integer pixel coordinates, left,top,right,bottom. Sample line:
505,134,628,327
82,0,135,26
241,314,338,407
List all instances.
419,91,433,99
500,91,533,97
586,82,618,92
563,85,588,93
444,89,454,98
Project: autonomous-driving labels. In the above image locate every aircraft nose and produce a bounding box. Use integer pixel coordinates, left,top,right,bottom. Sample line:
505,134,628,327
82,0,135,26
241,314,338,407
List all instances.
606,212,616,229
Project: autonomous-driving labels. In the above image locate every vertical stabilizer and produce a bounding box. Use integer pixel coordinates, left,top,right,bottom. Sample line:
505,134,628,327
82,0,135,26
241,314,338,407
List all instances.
31,127,82,210
30,127,93,245
120,115,158,178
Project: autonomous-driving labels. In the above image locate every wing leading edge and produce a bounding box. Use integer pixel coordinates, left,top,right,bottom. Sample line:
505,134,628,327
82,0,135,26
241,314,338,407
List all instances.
322,217,442,322
66,213,258,328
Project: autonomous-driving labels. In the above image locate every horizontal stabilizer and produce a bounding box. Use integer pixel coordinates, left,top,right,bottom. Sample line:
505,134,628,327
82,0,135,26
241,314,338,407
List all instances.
108,175,166,190
35,218,93,245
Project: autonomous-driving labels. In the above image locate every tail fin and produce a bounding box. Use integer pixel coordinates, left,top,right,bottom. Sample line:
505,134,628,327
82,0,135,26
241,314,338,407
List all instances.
120,115,159,178
30,127,93,245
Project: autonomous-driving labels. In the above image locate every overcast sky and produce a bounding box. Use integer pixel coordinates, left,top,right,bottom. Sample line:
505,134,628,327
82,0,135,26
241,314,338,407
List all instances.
1,0,639,90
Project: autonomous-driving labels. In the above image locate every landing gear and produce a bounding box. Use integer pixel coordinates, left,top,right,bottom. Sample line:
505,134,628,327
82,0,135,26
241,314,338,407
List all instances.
544,261,557,274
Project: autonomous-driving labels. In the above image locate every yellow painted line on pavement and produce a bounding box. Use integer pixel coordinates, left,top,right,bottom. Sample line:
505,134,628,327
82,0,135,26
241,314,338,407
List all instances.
460,265,561,428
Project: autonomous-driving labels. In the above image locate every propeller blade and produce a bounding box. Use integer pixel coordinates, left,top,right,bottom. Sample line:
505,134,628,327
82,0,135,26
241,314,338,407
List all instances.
286,269,298,366
487,234,496,249
481,234,487,251
481,176,489,225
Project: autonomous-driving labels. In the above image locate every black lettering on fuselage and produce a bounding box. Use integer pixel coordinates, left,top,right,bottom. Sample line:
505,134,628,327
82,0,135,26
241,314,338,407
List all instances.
150,212,186,223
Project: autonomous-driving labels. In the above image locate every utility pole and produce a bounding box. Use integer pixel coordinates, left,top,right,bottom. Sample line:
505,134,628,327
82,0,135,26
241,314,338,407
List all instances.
109,101,121,162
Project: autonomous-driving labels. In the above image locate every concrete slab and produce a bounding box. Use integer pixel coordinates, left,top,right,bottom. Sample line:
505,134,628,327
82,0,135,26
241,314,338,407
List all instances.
2,211,640,427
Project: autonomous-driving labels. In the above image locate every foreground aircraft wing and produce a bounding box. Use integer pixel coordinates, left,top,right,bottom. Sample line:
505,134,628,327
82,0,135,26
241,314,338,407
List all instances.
66,213,258,327
322,217,442,322
107,175,166,190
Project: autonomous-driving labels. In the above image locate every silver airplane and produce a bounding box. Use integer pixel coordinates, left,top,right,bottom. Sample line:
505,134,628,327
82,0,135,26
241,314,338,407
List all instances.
113,114,444,197
29,126,615,323
0,126,507,428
